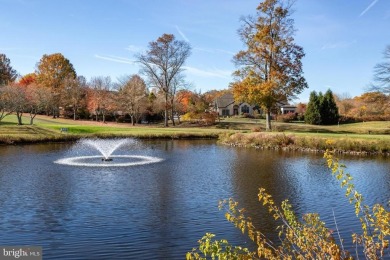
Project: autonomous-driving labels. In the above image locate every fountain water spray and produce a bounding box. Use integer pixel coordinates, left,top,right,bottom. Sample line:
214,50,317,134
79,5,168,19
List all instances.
82,138,132,161
54,138,163,167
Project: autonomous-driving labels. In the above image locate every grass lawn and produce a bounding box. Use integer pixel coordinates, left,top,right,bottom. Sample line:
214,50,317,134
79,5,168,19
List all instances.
0,115,234,144
1,114,389,145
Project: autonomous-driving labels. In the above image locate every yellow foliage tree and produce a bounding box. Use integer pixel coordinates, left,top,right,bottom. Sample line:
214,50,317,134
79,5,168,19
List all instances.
232,0,307,131
35,53,76,118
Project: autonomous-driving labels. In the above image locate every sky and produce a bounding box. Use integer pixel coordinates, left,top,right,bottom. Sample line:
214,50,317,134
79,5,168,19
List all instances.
1,0,389,102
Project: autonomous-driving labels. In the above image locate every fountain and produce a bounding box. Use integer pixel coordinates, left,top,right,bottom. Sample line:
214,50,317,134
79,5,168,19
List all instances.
54,138,163,167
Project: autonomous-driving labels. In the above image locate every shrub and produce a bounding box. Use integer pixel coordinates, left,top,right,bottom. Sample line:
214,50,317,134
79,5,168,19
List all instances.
276,112,296,122
187,151,390,259
201,112,217,126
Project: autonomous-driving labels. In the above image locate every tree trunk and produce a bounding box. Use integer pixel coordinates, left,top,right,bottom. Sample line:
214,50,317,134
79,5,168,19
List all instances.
16,111,23,125
131,115,135,126
73,107,77,120
266,109,272,131
164,93,169,127
29,111,37,125
171,106,175,126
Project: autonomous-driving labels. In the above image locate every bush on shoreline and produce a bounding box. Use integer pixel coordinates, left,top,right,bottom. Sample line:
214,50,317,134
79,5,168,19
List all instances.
219,132,390,155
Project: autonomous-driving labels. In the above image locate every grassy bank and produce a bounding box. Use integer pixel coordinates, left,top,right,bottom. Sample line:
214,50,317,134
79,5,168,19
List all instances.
0,115,229,144
219,131,390,155
1,115,390,155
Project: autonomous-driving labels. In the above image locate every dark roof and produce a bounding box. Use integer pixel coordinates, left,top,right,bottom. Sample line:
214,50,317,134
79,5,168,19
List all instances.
215,93,234,108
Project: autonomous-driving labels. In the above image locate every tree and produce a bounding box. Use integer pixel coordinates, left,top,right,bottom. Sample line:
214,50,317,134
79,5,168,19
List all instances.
371,45,390,94
63,76,87,120
0,85,27,125
136,33,191,127
232,0,307,131
19,73,37,86
305,90,339,125
320,89,339,125
0,86,13,122
305,91,322,125
88,76,112,123
168,74,189,126
35,53,76,118
117,74,148,125
25,84,52,125
0,54,18,86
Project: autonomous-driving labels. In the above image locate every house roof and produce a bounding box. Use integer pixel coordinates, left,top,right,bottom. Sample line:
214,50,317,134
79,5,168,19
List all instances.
215,93,234,108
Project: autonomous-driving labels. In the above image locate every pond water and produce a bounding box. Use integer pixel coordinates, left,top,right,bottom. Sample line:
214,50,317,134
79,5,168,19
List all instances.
0,140,389,259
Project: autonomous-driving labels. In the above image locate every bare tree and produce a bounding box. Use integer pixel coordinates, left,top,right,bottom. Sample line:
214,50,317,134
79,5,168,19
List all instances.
136,34,191,126
370,45,390,94
168,74,190,125
117,74,148,125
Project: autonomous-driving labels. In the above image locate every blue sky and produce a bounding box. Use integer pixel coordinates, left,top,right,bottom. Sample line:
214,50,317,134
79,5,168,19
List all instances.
1,0,389,102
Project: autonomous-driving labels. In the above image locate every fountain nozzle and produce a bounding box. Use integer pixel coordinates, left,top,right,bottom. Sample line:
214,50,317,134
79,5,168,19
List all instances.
102,158,113,161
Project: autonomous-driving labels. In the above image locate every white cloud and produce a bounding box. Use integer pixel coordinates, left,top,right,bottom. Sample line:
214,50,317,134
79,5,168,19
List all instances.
360,0,380,17
321,40,356,50
125,45,144,52
94,54,134,65
183,66,231,79
175,26,190,42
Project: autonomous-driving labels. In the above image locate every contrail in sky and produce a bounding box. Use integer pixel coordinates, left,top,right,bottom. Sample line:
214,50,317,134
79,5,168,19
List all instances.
175,26,190,42
360,0,379,17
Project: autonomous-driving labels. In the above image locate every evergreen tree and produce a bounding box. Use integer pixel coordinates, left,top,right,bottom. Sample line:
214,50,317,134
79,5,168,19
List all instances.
305,91,321,125
320,89,339,125
305,89,339,125
0,54,18,86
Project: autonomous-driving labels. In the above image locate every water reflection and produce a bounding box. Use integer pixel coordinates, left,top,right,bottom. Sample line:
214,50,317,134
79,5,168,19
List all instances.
0,140,388,259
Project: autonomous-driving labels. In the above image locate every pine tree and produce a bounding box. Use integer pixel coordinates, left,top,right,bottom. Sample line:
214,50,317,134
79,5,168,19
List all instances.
320,89,339,125
305,91,321,125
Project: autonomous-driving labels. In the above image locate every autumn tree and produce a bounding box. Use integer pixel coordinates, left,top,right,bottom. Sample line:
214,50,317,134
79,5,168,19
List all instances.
357,91,390,117
169,74,189,125
117,74,148,125
371,45,390,94
19,73,37,86
232,0,307,131
334,92,354,116
0,54,18,86
25,84,52,124
0,86,13,122
35,53,76,118
0,85,27,125
136,33,191,126
88,76,112,123
63,76,87,120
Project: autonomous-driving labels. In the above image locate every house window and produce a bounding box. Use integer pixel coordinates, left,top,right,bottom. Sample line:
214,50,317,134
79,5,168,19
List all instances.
241,105,249,114
222,109,230,116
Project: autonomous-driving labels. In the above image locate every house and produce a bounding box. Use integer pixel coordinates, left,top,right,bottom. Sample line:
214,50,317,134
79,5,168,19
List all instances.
212,93,256,116
212,93,297,117
279,104,297,114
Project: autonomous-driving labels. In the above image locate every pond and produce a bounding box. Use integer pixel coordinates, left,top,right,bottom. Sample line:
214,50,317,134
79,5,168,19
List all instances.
0,139,389,259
